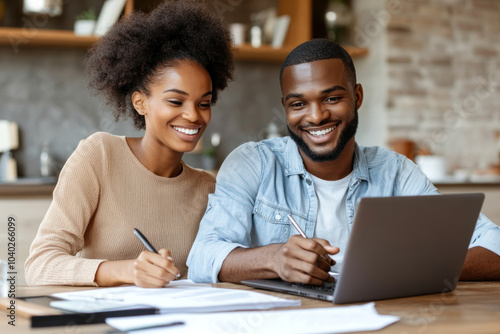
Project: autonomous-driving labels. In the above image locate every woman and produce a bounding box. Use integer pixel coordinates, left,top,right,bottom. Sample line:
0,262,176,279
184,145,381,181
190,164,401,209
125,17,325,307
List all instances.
25,0,233,287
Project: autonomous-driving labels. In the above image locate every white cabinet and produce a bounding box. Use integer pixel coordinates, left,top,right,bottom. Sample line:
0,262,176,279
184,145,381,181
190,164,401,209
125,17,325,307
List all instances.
0,197,52,285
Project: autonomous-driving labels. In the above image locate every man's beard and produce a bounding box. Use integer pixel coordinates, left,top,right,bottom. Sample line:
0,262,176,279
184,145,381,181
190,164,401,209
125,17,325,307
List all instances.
288,109,358,162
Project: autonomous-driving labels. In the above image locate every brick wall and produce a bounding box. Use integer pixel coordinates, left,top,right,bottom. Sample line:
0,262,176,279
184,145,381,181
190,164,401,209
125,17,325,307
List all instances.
386,0,500,173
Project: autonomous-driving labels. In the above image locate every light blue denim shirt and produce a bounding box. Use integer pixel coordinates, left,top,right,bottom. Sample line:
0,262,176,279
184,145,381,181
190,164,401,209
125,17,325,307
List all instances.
187,137,500,283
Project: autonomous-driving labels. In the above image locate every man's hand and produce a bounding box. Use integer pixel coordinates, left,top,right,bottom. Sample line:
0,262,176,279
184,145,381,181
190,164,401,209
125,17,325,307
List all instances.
218,239,339,284
271,235,339,285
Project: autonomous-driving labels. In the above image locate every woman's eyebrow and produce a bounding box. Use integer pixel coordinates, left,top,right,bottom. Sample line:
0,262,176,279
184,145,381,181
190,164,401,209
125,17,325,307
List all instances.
162,89,213,98
163,88,188,95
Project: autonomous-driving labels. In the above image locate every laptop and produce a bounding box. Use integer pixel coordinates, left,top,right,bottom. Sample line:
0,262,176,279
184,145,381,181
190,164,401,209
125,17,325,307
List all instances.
242,193,484,304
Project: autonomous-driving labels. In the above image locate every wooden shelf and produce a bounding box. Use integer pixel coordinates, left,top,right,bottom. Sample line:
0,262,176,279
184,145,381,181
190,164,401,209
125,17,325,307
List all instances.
0,27,368,61
343,45,370,57
0,27,98,49
233,44,293,62
234,43,367,62
0,0,369,61
0,27,367,60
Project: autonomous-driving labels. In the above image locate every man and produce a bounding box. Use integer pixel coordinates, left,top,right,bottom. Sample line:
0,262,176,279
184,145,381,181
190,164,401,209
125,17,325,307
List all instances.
187,39,500,284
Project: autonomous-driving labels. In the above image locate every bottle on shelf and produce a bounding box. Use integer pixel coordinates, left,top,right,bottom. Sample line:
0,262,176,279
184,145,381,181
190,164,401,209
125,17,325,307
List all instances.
40,142,53,178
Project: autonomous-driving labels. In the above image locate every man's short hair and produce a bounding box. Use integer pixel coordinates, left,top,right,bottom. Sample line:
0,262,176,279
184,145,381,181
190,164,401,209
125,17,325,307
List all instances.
280,38,356,86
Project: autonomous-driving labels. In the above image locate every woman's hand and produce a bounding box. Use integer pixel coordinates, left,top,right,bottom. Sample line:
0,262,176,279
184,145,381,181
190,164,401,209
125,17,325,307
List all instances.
132,248,180,288
94,248,180,287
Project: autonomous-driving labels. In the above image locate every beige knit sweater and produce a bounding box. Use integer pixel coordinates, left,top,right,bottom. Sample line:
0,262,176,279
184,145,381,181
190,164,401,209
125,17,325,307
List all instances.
25,132,215,286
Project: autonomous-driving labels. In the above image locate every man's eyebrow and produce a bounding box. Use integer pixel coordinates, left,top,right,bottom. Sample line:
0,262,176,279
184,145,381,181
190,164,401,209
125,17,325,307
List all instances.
284,93,303,101
284,85,347,101
321,86,346,94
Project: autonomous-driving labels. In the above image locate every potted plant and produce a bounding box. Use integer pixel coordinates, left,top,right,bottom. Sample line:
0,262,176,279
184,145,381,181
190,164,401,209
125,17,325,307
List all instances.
202,146,217,171
74,8,97,36
202,133,221,172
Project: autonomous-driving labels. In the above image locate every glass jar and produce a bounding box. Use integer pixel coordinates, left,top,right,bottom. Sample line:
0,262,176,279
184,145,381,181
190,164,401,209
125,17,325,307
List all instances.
325,0,352,43
23,0,62,17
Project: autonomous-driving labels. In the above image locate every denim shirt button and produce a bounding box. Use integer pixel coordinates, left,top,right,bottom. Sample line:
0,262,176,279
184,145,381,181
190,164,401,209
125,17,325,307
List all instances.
306,179,312,185
275,214,282,220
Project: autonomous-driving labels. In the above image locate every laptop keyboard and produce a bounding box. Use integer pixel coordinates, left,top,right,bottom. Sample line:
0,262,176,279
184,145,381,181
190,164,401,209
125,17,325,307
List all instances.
290,280,336,293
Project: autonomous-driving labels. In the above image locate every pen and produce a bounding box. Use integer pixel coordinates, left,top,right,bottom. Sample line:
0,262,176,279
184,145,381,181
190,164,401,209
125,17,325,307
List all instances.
134,228,158,253
287,214,307,238
107,321,185,333
134,228,181,279
288,214,333,266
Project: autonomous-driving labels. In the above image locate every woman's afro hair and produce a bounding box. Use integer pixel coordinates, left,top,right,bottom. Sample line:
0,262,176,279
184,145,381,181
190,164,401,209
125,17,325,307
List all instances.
85,0,234,130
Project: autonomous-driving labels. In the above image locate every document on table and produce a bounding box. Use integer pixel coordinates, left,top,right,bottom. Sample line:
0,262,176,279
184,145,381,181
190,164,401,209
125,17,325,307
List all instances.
51,280,301,313
106,302,399,334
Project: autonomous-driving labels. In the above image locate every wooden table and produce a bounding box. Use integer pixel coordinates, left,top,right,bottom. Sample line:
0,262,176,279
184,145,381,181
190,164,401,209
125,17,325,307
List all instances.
1,282,499,333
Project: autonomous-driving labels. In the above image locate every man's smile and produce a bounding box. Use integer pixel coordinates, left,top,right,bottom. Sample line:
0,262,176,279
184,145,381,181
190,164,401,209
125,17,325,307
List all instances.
305,124,338,137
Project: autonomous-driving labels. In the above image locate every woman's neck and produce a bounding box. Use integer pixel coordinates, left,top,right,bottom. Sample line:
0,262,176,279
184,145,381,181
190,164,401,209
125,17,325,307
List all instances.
126,136,183,178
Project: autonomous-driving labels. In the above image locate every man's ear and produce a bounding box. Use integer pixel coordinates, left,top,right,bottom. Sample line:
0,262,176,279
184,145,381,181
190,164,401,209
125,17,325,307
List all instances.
281,97,284,107
355,83,364,110
131,91,146,115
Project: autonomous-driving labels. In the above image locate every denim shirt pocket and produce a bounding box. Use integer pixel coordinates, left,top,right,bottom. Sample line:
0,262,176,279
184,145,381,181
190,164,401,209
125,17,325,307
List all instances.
252,200,293,246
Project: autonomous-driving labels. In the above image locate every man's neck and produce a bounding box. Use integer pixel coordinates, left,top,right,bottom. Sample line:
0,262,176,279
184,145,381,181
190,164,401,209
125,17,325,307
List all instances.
301,140,355,181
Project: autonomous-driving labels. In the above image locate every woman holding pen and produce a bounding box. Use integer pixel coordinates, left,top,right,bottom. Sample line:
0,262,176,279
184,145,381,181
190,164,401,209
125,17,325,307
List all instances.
25,0,233,287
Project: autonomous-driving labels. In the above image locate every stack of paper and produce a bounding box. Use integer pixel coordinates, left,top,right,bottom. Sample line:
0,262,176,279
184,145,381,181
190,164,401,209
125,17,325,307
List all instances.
52,280,300,314
106,302,399,334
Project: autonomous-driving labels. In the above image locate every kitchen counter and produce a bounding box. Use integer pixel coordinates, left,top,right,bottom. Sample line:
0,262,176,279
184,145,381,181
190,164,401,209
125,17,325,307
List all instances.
0,177,56,197
432,174,500,187
434,181,500,187
1,176,500,197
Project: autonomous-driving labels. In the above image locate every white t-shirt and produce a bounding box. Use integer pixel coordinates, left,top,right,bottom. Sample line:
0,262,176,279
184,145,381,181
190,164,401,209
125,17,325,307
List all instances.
311,172,353,273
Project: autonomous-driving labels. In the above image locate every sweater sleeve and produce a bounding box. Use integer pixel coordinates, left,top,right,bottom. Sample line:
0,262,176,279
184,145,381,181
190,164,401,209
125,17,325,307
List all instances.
25,135,106,286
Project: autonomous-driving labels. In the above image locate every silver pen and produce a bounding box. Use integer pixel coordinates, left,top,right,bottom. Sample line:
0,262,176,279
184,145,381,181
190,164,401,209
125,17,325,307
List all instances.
288,214,333,265
287,214,307,238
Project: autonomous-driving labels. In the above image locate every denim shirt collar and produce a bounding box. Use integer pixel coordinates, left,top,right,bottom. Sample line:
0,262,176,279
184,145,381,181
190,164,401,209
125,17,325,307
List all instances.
284,138,307,176
352,143,370,183
284,137,370,183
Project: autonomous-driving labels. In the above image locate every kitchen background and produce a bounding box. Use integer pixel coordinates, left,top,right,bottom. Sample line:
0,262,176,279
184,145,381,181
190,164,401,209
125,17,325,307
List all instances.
1,0,499,181
1,0,500,284
386,0,500,180
1,0,499,180
0,0,385,178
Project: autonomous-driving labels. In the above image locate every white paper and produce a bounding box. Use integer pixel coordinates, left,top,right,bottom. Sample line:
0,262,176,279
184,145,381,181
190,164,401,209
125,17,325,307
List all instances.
106,302,399,334
50,300,146,313
52,279,300,314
